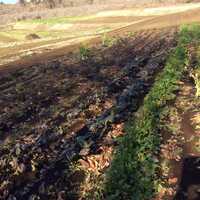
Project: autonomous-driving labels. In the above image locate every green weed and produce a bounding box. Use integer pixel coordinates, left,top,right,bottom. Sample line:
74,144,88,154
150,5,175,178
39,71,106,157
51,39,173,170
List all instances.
79,44,91,61
19,15,95,25
127,31,135,38
179,22,200,100
179,24,200,46
101,33,117,47
191,68,200,97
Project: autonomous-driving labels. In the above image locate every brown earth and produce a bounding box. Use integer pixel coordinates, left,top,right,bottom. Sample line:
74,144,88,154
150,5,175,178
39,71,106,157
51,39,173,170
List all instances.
158,53,200,200
0,27,177,200
174,81,200,200
1,6,200,74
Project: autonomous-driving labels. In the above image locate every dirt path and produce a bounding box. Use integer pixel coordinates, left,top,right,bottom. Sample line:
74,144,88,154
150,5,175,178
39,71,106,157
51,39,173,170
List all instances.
181,111,200,157
174,82,200,200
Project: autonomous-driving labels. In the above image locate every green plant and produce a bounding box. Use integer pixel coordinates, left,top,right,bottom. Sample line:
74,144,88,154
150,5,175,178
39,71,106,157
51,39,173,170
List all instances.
104,27,194,200
127,31,135,38
101,33,117,47
79,44,91,61
191,68,200,97
179,24,200,46
19,15,95,25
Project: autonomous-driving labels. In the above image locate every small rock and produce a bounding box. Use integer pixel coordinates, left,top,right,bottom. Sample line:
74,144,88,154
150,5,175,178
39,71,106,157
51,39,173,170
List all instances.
25,34,40,40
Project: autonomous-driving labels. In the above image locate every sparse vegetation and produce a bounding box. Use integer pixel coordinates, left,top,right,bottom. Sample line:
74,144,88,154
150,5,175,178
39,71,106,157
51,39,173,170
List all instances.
191,45,200,97
79,44,91,61
101,34,117,47
20,15,95,25
191,67,200,97
104,24,200,199
127,31,135,38
180,24,200,97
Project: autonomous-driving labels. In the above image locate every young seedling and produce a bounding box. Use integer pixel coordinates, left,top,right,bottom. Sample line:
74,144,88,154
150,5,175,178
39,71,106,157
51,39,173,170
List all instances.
101,33,117,47
79,44,90,61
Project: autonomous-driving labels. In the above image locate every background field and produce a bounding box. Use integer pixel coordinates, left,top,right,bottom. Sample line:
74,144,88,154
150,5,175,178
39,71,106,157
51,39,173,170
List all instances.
1,2,200,70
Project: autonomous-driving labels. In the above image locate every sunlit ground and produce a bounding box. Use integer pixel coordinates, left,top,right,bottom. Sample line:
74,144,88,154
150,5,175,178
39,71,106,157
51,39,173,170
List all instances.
1,2,200,67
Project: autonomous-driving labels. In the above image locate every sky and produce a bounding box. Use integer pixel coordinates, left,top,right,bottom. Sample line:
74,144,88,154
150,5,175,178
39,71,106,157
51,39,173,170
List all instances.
0,0,17,4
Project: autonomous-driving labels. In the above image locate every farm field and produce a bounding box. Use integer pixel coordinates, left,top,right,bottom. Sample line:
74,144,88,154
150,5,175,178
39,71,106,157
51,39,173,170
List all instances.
0,2,200,200
0,27,177,199
2,3,200,71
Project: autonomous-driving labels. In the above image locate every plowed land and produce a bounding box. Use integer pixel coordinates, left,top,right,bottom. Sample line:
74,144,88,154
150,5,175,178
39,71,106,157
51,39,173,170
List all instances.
0,27,177,200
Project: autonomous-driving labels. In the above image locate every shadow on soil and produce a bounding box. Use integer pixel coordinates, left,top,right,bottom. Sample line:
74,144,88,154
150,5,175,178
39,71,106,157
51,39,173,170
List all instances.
175,157,200,200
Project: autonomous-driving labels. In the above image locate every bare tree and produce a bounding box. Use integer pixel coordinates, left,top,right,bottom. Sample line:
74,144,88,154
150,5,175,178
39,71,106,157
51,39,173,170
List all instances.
19,0,26,5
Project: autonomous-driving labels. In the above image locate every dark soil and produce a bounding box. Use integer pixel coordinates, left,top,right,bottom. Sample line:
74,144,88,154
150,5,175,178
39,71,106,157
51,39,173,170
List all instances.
175,156,200,200
175,110,200,200
25,34,40,40
0,27,177,200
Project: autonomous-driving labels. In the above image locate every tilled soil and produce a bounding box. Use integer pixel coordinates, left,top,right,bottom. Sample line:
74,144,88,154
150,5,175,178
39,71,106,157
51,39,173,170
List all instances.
0,27,177,200
2,6,200,72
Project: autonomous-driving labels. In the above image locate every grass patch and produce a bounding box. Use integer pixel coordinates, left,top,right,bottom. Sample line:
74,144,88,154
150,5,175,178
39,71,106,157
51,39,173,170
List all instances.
0,30,42,41
79,44,91,61
181,24,200,97
101,33,117,47
18,15,96,25
191,65,200,97
179,24,200,45
104,24,200,199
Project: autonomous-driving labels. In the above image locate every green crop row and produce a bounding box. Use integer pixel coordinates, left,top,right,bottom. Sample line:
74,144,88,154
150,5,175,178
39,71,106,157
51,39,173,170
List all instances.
104,24,200,200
